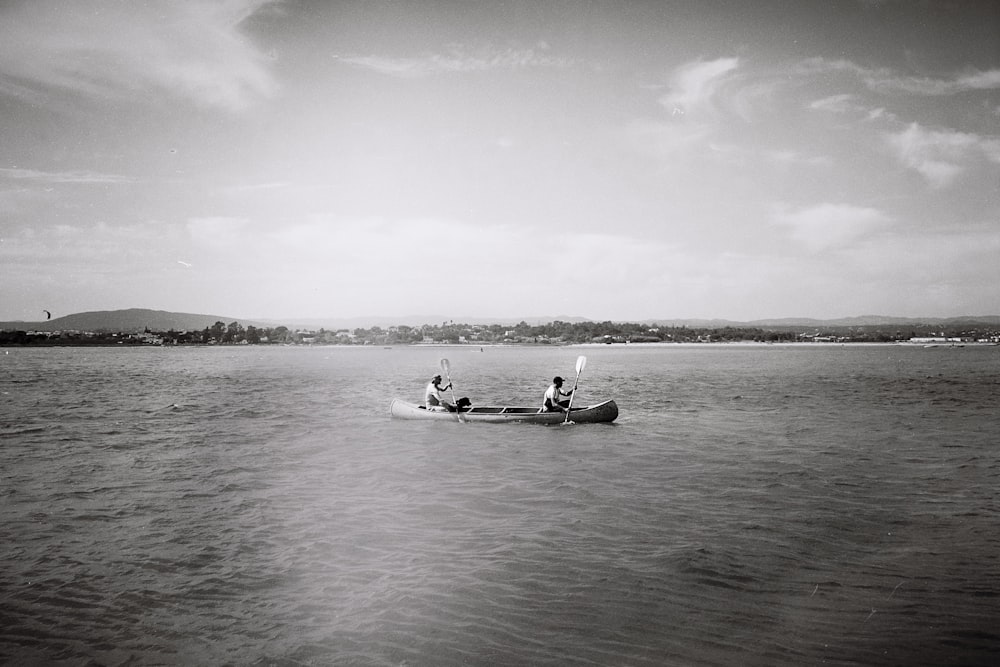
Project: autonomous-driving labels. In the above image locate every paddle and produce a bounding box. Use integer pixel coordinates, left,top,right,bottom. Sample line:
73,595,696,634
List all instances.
564,355,587,423
440,358,465,423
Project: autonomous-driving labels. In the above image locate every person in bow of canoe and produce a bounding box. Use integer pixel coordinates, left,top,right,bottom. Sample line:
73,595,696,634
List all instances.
425,374,454,411
542,376,574,412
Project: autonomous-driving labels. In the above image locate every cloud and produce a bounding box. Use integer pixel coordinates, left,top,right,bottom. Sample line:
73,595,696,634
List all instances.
624,57,742,156
1,220,182,269
809,93,862,114
771,203,892,252
338,44,576,78
866,107,893,122
877,68,1000,96
762,150,831,167
954,69,1000,91
624,118,712,155
887,123,1000,188
797,58,1000,96
175,214,704,318
808,94,899,124
842,223,1000,314
219,181,293,196
658,57,740,117
802,60,1000,187
0,0,277,111
0,167,134,184
187,217,252,248
0,167,135,217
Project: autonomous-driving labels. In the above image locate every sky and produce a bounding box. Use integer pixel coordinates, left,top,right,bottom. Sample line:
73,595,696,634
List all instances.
1,0,998,323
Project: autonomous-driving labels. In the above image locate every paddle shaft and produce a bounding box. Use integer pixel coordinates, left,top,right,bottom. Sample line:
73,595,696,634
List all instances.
440,359,465,422
563,356,586,423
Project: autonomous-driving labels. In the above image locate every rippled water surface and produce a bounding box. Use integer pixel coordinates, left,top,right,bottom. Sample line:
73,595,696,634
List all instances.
2,344,999,665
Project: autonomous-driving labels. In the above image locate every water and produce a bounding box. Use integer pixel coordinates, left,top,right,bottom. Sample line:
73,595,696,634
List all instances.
2,344,998,666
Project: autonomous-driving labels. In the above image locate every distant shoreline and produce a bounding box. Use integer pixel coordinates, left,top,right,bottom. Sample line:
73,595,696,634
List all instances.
4,340,996,349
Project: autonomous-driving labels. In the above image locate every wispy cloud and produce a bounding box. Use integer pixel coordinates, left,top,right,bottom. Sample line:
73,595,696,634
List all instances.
809,93,861,114
219,181,293,196
178,214,696,317
0,167,134,184
763,150,832,167
1,220,181,266
873,68,1000,96
0,0,277,111
887,123,1000,188
658,57,740,117
338,44,576,78
771,202,892,252
798,58,1000,96
624,117,712,156
808,93,898,123
187,217,252,248
625,57,742,156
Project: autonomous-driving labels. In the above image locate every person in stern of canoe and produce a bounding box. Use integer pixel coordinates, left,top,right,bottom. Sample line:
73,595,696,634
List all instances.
425,374,454,411
542,376,574,412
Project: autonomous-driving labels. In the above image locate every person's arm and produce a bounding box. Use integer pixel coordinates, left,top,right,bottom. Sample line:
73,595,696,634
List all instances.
435,383,454,407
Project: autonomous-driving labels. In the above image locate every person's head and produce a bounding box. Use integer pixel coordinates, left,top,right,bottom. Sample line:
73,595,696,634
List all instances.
553,376,563,386
432,374,442,384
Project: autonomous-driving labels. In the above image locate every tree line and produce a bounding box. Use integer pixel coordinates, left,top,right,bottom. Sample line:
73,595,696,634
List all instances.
2,318,997,346
0,321,291,346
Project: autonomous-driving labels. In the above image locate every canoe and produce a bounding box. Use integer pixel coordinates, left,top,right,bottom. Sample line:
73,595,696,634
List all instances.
389,399,618,424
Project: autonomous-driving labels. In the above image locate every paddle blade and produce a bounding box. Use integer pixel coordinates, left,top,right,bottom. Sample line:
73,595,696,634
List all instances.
441,358,451,374
576,355,587,375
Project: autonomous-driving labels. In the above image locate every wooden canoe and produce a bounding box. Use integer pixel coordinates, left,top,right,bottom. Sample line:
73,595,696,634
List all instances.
389,399,618,424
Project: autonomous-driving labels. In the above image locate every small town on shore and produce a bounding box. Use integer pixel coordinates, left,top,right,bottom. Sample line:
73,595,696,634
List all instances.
2,319,999,347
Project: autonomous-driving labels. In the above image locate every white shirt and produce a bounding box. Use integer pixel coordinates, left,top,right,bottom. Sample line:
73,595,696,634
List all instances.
425,381,445,408
543,383,569,409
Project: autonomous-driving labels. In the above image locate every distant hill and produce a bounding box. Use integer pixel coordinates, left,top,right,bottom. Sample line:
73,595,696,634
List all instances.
2,308,998,334
644,315,1000,329
0,308,269,333
0,309,590,333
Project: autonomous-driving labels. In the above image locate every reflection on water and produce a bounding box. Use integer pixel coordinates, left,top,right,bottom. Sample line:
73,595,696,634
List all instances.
2,345,999,665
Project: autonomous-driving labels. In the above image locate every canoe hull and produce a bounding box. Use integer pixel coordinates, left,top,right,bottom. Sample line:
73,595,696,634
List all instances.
389,399,618,424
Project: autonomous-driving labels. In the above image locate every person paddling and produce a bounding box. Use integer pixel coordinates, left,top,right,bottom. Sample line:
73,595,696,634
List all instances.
425,374,454,411
542,376,574,413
